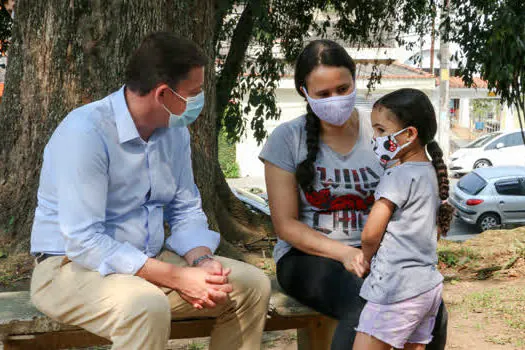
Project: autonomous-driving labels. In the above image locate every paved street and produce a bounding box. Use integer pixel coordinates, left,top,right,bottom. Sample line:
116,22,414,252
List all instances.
446,176,483,241
446,176,480,241
445,217,479,241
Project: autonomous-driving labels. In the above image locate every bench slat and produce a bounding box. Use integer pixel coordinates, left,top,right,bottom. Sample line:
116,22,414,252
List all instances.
3,330,110,350
3,315,329,350
1,281,318,339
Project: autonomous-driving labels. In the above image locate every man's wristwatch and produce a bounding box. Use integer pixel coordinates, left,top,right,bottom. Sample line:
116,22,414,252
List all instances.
191,254,214,267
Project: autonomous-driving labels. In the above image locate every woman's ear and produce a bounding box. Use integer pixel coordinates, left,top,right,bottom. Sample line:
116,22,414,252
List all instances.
300,86,307,96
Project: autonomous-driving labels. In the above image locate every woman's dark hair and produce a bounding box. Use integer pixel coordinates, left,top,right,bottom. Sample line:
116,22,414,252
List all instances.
294,40,356,193
125,32,208,96
373,88,454,236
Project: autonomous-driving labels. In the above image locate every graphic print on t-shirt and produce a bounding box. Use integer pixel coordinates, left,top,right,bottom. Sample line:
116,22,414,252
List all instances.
304,166,380,237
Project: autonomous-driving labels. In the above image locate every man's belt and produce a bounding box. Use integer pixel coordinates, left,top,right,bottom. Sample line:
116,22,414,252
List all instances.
35,253,55,264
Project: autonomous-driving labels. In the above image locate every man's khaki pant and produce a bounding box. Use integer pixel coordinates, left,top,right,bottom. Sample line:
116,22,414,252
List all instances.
30,250,271,350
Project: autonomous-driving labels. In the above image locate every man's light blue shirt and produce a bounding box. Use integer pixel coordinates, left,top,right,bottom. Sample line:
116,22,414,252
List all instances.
30,86,220,276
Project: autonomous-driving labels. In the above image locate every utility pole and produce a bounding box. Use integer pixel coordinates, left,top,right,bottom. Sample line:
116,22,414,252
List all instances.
430,12,436,74
438,0,451,160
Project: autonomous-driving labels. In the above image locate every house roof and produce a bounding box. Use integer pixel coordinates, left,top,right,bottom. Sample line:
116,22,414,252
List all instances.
279,60,435,80
445,76,489,89
355,61,434,80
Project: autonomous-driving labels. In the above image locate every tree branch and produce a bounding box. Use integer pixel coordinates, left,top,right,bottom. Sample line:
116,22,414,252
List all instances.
513,71,525,145
213,0,234,53
215,0,261,126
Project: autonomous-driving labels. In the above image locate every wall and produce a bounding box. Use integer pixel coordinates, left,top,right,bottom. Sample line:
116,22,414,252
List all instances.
235,77,436,178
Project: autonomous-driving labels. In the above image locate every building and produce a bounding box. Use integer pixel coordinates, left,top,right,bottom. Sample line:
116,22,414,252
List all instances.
235,60,436,178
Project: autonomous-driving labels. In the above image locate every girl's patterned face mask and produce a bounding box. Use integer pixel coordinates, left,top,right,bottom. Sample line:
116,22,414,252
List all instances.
371,128,411,168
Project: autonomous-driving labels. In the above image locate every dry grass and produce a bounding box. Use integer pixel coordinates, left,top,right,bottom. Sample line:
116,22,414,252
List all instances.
0,238,33,291
438,226,525,281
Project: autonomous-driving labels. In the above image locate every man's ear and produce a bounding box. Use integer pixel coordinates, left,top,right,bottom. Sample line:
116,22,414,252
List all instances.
155,84,169,100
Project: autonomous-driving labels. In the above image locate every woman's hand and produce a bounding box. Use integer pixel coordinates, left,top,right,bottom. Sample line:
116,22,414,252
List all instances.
340,246,366,276
351,251,370,278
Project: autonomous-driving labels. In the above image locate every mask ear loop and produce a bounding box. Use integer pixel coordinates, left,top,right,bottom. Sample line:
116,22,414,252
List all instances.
168,87,188,102
301,86,309,98
393,127,414,149
160,87,185,118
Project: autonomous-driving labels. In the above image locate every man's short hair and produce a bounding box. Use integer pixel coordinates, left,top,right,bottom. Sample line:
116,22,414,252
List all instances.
124,32,208,96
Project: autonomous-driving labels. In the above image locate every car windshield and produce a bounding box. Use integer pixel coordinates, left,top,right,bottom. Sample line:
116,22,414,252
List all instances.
458,172,488,195
464,133,501,148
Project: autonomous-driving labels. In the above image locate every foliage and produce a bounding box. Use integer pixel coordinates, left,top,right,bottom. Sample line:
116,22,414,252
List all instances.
443,0,525,143
214,0,436,144
187,341,207,350
438,245,479,267
218,130,240,178
471,99,499,121
0,7,12,55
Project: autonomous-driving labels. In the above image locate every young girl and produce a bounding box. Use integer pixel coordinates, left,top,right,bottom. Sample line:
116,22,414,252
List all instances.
352,88,454,350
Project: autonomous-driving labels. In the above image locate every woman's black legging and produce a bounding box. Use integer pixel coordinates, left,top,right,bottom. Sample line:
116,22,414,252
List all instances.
277,248,448,350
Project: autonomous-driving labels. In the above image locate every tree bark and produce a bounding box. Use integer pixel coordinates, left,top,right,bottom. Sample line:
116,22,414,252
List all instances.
215,0,260,122
0,0,271,256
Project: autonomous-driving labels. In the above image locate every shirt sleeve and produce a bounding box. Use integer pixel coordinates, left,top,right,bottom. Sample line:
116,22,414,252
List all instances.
374,168,413,208
56,122,148,276
164,130,220,256
259,122,297,173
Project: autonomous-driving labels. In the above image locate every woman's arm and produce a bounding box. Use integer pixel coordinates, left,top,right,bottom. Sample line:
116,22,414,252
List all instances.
360,198,395,262
265,161,360,263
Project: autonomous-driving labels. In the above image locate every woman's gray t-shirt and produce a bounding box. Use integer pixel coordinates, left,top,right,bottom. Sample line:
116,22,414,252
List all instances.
360,162,444,304
259,111,384,262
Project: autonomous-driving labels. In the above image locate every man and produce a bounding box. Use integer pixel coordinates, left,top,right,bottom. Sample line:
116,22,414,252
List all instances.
0,0,14,17
30,32,271,350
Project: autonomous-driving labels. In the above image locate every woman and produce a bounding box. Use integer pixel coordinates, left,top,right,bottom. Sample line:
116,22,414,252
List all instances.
259,39,448,349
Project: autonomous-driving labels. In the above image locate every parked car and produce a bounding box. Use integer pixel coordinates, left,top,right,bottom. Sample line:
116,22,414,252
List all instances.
449,166,525,232
230,186,270,216
448,131,525,176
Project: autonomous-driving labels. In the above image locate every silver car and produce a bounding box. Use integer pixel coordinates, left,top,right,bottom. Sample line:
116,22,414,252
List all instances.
230,186,270,216
449,166,525,232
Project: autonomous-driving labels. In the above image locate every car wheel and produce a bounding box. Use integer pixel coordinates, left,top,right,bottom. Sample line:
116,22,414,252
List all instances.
474,159,492,169
476,213,501,232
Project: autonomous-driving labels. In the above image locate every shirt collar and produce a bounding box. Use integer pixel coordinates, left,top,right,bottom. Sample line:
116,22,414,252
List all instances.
111,85,141,144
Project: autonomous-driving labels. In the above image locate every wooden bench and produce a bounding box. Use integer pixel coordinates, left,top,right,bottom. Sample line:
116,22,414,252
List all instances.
0,280,337,349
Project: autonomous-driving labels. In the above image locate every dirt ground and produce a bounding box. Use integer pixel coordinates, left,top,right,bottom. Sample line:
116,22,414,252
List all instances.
1,227,524,349
444,279,525,350
159,280,525,350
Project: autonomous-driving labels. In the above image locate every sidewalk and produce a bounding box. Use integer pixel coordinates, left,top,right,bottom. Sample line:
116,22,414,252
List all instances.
227,176,266,192
450,126,473,153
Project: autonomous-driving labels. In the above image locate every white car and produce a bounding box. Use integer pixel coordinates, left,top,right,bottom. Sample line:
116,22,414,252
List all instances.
449,131,525,176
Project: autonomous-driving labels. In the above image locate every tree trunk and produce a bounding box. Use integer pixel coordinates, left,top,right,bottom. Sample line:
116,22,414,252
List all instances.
0,0,271,257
